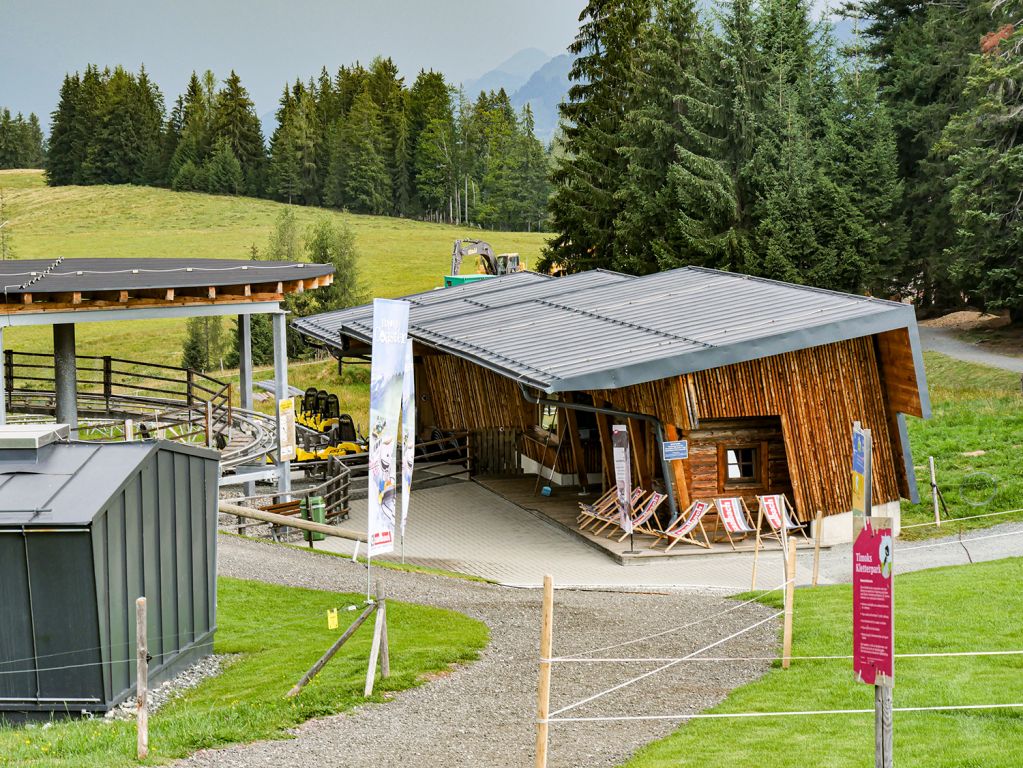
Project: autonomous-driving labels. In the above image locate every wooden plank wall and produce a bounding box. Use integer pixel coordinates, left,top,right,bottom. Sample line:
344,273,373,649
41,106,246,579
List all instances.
687,336,902,521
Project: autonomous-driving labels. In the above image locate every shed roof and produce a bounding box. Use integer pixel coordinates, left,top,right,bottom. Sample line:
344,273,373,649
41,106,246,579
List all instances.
0,439,218,526
293,266,928,407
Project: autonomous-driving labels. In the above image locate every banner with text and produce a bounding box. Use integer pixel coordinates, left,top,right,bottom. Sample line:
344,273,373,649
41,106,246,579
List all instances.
612,424,633,535
400,339,415,538
368,299,410,556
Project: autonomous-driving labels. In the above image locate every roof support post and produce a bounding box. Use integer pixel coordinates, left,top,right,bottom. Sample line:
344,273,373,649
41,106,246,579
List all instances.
518,383,679,525
53,323,78,431
238,314,255,496
0,327,5,426
272,311,291,500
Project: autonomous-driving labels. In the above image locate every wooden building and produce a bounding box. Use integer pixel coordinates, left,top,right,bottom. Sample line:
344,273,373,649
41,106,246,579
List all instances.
295,268,929,536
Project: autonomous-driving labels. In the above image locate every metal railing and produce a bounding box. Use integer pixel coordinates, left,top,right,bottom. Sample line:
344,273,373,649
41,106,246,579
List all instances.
3,350,233,449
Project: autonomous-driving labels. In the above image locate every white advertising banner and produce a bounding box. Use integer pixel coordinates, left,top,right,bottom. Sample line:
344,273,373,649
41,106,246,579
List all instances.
400,339,415,538
368,299,410,556
612,424,633,535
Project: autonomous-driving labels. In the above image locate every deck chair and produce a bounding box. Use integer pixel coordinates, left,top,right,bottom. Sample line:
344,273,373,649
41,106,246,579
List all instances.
751,493,809,589
711,496,756,551
612,491,667,541
577,488,617,526
589,488,648,535
652,499,713,551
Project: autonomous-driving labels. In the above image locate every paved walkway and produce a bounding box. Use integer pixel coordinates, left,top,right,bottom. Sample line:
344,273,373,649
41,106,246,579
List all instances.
920,326,1023,373
316,480,1023,591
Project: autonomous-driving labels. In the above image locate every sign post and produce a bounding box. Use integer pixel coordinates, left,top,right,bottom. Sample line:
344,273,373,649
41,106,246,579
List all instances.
851,422,894,768
611,424,636,554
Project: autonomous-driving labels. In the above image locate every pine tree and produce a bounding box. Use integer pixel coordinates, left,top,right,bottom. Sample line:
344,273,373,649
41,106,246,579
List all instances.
324,87,390,213
366,57,410,214
544,0,653,272
181,316,224,372
210,71,266,195
168,71,213,183
204,137,244,194
515,105,551,231
302,217,365,310
46,74,81,185
414,116,456,216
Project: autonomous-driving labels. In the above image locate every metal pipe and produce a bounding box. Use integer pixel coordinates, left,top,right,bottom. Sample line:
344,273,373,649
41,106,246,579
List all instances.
272,312,291,499
53,323,78,429
518,383,679,524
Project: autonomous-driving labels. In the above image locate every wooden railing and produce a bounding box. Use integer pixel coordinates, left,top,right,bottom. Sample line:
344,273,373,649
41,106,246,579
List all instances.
3,350,232,448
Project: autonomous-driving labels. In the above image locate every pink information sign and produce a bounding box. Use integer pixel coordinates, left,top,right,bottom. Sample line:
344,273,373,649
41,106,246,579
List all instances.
853,518,894,686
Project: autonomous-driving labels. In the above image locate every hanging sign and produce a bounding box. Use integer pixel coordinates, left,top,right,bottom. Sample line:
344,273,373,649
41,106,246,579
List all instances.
853,518,894,686
400,340,416,538
612,424,633,535
367,298,410,556
661,439,689,461
278,397,297,462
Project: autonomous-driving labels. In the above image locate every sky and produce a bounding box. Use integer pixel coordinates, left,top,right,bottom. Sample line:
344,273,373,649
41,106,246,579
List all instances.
0,0,585,131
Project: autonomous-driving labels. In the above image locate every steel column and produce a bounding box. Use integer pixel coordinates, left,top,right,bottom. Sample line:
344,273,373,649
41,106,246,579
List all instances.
272,312,291,498
53,323,78,430
238,315,255,496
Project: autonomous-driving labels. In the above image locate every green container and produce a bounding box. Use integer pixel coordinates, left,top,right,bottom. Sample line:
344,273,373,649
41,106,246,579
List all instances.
444,274,493,288
301,496,326,541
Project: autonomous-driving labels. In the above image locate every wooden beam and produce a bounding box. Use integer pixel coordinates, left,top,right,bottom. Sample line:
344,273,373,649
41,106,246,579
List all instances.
628,418,651,490
21,293,31,304
207,286,216,299
664,423,691,511
562,394,589,489
594,405,614,489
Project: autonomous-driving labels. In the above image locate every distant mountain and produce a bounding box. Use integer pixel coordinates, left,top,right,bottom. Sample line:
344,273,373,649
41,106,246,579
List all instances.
510,53,573,144
464,47,551,97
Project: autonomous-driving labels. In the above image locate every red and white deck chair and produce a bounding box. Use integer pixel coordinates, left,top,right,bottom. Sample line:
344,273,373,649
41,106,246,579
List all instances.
576,487,617,527
611,491,667,541
652,499,713,551
587,488,647,535
711,496,756,550
751,493,809,588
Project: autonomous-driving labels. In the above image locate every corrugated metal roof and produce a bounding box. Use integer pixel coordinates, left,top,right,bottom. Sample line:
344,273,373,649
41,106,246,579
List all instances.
293,267,929,413
0,258,333,294
0,439,218,526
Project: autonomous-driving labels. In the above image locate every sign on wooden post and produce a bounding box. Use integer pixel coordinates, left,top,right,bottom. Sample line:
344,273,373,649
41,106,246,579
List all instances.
278,397,297,462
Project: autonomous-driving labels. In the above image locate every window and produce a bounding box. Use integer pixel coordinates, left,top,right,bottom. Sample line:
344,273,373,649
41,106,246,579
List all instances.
725,446,759,485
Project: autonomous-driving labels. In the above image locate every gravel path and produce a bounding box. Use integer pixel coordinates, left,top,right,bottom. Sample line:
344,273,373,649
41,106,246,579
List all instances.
919,327,1023,373
177,534,777,768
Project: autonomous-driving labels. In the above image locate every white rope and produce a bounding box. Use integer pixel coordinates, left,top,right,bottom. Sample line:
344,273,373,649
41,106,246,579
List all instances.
904,511,1023,527
548,611,782,718
544,648,1023,663
560,579,792,660
543,702,1023,723
901,528,1023,552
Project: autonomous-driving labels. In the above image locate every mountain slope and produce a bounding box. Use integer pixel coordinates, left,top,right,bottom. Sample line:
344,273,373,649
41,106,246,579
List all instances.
511,53,572,143
464,47,551,96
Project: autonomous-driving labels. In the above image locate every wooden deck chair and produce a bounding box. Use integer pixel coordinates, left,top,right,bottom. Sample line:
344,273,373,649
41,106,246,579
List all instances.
653,499,713,551
751,493,810,589
579,487,641,531
590,489,649,536
711,496,756,551
613,492,667,541
576,488,617,526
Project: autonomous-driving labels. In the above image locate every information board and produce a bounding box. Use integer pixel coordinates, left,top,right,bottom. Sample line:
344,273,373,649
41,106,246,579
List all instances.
278,397,296,462
853,517,894,686
662,439,689,461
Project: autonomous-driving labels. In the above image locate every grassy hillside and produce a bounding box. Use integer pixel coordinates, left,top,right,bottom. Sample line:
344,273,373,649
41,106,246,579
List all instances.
0,169,550,361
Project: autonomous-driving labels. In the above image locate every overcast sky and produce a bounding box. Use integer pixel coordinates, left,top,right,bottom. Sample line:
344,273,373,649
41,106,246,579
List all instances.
1,0,585,131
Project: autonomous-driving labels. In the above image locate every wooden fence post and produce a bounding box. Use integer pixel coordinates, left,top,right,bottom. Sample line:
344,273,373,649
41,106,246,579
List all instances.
782,540,796,669
136,597,148,761
535,574,554,768
812,510,823,587
379,584,390,680
287,603,376,698
930,456,941,527
365,593,386,697
876,684,894,767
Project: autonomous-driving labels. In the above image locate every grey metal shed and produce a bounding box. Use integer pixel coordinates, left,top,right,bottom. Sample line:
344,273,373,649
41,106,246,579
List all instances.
0,425,219,717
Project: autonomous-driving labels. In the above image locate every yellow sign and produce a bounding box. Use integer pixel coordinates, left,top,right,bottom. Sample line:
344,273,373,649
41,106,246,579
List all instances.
852,471,866,515
279,397,297,462
327,608,338,630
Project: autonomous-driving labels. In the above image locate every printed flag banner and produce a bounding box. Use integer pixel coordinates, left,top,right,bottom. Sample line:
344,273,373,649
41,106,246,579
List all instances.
400,339,415,538
368,299,410,556
612,425,633,535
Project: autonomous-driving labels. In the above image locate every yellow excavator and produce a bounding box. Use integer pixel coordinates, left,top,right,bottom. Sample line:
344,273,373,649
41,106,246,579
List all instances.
450,239,523,277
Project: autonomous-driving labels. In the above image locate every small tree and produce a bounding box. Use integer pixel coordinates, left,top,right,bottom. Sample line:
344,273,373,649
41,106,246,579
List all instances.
0,187,12,261
180,316,225,372
171,159,208,192
204,137,243,195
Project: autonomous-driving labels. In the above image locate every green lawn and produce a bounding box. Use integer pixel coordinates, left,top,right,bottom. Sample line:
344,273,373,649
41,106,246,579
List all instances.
0,577,487,768
0,169,550,363
900,352,1023,538
624,557,1023,767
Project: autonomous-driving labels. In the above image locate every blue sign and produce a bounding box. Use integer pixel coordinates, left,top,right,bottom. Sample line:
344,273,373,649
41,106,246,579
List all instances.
662,440,689,461
852,430,865,474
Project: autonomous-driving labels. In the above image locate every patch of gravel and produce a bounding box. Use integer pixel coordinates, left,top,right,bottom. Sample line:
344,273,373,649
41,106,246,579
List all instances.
108,654,237,720
176,534,778,768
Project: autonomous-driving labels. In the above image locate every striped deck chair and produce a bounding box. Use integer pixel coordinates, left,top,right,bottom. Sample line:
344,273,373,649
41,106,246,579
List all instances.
652,499,713,551
751,493,809,589
711,496,756,551
612,491,667,541
589,489,648,535
576,488,617,527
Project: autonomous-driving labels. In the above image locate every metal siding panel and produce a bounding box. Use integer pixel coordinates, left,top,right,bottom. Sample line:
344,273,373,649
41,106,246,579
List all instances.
173,452,194,643
0,533,35,699
90,514,112,702
139,458,163,662
205,459,218,632
106,494,130,697
189,456,207,637
157,451,177,666
27,532,103,702
123,477,141,691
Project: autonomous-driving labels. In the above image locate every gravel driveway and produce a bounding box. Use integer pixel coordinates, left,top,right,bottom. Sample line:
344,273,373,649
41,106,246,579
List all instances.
178,534,778,768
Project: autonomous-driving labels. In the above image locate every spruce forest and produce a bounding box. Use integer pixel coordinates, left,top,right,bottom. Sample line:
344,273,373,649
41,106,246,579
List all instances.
19,0,1023,316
